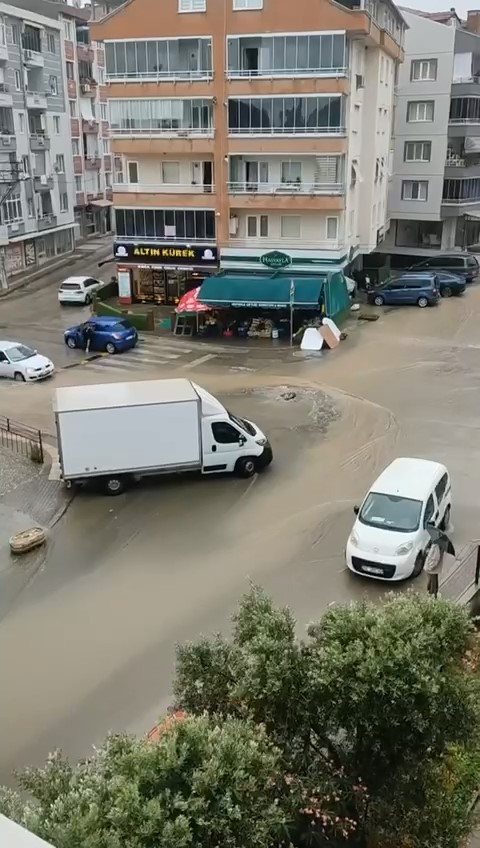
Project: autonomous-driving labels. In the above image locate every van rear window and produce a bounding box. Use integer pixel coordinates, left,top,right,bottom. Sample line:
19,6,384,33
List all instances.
60,283,81,290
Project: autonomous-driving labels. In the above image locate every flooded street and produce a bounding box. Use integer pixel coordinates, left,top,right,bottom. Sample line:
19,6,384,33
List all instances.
1,287,480,782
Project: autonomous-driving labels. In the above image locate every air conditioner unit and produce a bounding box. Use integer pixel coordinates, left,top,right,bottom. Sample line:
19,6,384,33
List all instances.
40,174,47,184
10,223,19,231
2,136,10,145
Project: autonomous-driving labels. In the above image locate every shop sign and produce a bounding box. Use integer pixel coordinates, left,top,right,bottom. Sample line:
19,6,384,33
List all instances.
260,250,291,269
231,301,286,309
117,267,132,301
114,242,218,265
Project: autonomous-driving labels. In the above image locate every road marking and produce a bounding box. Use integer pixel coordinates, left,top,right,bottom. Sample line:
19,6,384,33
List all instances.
182,353,217,369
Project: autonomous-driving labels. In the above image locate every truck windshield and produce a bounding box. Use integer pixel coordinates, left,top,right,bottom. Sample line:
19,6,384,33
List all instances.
359,493,422,533
229,412,255,436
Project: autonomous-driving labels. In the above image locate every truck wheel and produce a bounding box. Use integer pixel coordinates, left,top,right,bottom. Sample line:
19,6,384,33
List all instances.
235,457,256,478
104,476,126,496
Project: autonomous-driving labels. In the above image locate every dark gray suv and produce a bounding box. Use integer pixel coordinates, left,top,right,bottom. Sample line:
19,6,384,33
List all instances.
408,253,479,283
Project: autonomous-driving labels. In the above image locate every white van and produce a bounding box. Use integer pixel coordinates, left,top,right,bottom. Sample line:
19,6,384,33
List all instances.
346,457,451,581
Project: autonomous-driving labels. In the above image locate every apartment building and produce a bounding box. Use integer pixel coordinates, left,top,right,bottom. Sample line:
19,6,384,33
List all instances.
381,8,480,263
0,1,76,285
91,0,404,306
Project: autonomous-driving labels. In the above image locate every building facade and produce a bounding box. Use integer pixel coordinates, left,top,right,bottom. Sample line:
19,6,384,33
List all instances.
0,1,76,285
91,0,404,305
381,8,480,262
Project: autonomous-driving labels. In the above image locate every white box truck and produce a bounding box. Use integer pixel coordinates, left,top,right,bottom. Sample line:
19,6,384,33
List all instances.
54,378,272,495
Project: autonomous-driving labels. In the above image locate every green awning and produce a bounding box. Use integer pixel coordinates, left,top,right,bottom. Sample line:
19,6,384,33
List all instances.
198,274,324,309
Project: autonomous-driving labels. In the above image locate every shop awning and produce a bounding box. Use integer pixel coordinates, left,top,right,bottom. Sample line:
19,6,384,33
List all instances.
198,273,324,309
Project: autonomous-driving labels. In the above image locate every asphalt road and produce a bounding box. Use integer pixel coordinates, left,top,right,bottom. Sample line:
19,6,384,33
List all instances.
1,264,480,783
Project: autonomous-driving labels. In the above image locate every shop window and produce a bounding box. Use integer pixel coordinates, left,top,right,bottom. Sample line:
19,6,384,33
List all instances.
211,422,241,444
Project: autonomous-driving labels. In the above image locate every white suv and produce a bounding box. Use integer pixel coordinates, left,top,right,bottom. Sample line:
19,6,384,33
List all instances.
58,276,104,305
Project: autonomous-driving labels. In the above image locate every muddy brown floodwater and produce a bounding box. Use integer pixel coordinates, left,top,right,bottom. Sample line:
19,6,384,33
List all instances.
2,287,480,784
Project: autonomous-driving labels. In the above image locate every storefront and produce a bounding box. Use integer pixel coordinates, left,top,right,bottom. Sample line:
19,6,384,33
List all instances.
113,241,219,306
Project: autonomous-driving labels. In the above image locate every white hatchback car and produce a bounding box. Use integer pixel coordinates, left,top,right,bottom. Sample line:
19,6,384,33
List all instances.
0,341,55,382
58,276,104,305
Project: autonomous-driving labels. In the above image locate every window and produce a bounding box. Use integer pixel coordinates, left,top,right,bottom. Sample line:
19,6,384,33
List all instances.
178,0,206,9
66,61,74,80
281,161,302,183
108,97,213,134
450,97,480,123
75,175,82,191
69,100,77,117
0,17,6,46
105,37,212,80
49,75,58,96
404,141,431,162
14,70,21,91
18,113,24,133
47,33,55,53
114,207,215,240
424,495,435,526
53,115,60,134
402,180,428,201
211,422,241,444
127,161,139,183
102,139,109,154
443,177,480,202
227,33,345,75
72,138,80,155
247,214,268,237
435,473,449,503
64,19,73,41
10,25,19,45
411,59,437,81
380,55,384,82
2,191,22,223
55,154,65,173
281,215,301,238
98,67,105,84
228,95,344,134
105,172,112,188
161,161,180,183
407,101,434,122
114,156,124,183
326,217,338,239
21,155,29,175
100,102,107,120
60,192,68,211
233,0,263,7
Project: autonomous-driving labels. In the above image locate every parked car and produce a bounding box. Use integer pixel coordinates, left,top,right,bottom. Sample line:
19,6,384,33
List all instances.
58,276,104,306
435,272,466,297
407,253,479,283
64,316,138,354
0,340,54,382
368,273,440,308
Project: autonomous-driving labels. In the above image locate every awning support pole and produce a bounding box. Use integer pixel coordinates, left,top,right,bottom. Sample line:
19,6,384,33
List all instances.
290,280,295,347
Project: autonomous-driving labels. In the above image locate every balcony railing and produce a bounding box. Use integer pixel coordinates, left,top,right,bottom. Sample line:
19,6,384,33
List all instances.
115,234,216,244
230,237,341,250
38,213,57,229
453,76,480,84
228,126,346,136
226,66,347,78
105,69,212,82
110,125,214,136
113,182,215,193
446,155,466,166
227,180,344,195
449,118,480,124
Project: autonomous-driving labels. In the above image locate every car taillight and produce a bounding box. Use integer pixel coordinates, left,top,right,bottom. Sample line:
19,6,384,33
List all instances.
433,288,438,295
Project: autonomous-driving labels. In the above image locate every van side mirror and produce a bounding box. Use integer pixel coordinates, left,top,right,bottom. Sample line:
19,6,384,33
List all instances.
353,505,360,515
238,434,246,445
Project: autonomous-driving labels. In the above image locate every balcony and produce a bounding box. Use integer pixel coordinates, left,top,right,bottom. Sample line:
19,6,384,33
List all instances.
0,41,8,63
76,43,94,63
228,237,342,251
0,83,12,108
29,133,50,151
113,182,215,194
23,49,44,68
26,90,47,110
226,34,347,80
104,37,212,82
0,133,16,151
80,79,97,96
82,119,99,134
37,213,57,230
73,155,83,175
33,173,54,192
85,155,102,169
64,40,74,61
76,191,86,206
71,118,80,137
228,181,343,195
227,181,344,210
7,221,25,237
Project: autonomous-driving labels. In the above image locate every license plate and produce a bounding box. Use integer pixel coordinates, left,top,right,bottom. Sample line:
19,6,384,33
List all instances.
362,565,384,576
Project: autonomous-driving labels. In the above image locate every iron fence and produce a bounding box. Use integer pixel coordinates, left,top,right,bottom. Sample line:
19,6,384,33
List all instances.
0,415,44,463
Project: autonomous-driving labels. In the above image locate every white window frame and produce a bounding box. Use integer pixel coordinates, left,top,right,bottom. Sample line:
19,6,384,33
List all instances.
56,154,65,174
404,140,431,162
127,160,139,184
407,100,434,122
281,161,302,184
64,19,73,41
233,0,263,8
69,100,77,117
49,75,58,96
53,115,60,134
411,59,437,82
178,0,206,11
0,17,6,47
27,197,35,218
2,191,23,224
401,179,428,201
60,192,68,211
72,138,80,155
47,33,56,53
247,214,268,237
326,216,338,240
281,214,301,238
18,113,24,134
14,70,21,91
74,175,82,191
100,102,107,120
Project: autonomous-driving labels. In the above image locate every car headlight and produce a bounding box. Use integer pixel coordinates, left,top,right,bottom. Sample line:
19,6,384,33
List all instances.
256,438,266,446
396,541,414,556
349,531,360,548
111,333,122,340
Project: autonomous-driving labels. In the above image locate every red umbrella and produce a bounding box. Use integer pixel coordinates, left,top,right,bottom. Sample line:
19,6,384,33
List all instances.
175,287,211,314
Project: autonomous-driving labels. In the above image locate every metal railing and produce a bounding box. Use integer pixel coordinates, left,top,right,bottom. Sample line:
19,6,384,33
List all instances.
226,67,347,78
0,415,43,463
228,126,346,135
110,125,213,136
113,182,215,193
227,180,344,195
105,70,213,82
453,76,480,84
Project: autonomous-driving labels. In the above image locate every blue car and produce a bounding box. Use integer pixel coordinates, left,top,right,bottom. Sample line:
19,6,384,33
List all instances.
64,316,138,354
368,272,440,308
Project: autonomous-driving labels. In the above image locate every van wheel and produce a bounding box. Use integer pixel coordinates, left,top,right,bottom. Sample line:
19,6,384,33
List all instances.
103,476,126,496
235,457,256,478
105,342,116,355
373,295,384,306
441,286,453,298
417,296,429,308
412,551,425,577
441,505,451,531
